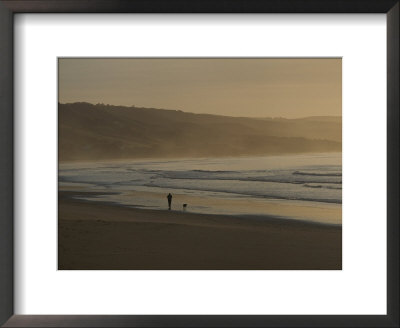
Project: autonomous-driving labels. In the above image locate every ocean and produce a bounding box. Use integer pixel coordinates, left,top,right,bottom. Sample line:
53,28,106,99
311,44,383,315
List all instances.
59,153,342,225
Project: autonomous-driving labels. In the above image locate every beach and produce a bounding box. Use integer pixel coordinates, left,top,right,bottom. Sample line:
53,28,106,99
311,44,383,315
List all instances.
58,191,342,270
59,153,342,225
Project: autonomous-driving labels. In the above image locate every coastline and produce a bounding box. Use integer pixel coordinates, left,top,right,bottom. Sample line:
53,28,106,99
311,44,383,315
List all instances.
58,191,342,270
58,152,342,225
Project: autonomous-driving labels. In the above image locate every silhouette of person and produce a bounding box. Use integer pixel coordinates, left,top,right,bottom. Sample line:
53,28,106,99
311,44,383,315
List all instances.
167,193,172,210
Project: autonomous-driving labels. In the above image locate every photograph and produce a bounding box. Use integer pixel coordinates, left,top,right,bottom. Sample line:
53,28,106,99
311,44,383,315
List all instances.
58,58,342,270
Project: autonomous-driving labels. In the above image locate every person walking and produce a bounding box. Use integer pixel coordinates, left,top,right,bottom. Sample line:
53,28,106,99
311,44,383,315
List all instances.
167,193,172,210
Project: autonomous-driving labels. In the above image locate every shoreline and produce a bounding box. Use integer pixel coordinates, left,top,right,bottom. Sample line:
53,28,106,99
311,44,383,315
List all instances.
58,191,342,270
59,187,342,226
60,190,341,228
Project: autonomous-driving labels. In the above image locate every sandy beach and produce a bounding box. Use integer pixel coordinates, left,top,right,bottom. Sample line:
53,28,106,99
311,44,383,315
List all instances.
58,191,341,270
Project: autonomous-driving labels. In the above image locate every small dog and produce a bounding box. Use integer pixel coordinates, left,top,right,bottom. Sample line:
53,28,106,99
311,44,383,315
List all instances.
182,204,187,211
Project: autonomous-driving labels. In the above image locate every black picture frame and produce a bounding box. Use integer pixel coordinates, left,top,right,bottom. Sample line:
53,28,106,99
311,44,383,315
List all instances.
0,1,398,327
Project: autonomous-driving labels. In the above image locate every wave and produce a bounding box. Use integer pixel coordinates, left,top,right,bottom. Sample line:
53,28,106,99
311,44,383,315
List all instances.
142,183,342,204
293,171,341,177
60,169,343,191
149,170,342,185
303,184,342,190
158,175,343,185
59,159,342,206
191,169,236,173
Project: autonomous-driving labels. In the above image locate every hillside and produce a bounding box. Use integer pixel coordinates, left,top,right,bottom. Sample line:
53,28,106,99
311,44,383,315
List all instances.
59,102,341,162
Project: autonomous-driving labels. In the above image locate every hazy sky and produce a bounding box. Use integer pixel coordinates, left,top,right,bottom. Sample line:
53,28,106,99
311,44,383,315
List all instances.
59,58,341,118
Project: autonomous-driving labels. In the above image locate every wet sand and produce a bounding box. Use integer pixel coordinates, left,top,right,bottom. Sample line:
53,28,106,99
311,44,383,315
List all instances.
58,191,342,270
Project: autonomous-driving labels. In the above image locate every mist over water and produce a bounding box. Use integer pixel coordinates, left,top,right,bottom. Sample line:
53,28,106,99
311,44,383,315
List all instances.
59,153,342,225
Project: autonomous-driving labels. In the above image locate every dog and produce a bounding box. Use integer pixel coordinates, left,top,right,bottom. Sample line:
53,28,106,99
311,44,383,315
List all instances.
182,204,187,211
